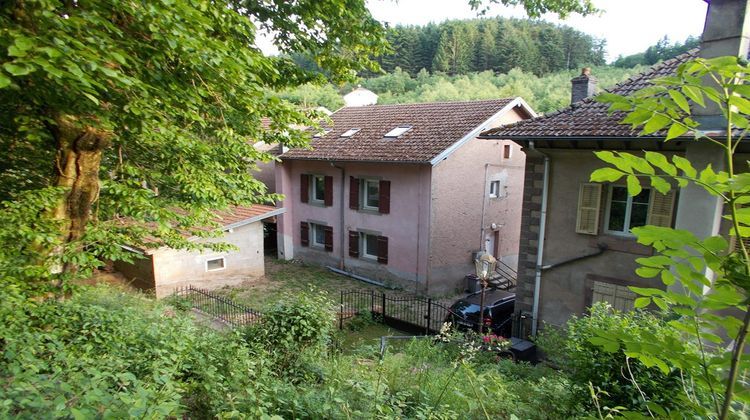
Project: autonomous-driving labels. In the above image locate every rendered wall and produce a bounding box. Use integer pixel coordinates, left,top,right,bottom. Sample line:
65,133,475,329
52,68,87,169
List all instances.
147,221,265,298
428,109,526,294
517,148,672,328
276,159,431,291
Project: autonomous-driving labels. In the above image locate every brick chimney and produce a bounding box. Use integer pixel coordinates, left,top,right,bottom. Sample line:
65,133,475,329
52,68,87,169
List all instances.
570,67,597,104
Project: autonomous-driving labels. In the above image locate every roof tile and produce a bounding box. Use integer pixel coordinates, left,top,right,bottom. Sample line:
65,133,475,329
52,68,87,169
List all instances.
481,50,699,139
282,99,518,163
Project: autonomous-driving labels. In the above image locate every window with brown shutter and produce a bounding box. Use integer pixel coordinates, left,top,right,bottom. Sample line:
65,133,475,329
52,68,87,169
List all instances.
300,222,309,246
349,177,359,210
647,189,676,227
324,176,333,206
324,226,333,252
300,174,310,203
349,230,359,257
576,183,602,235
377,235,389,264
379,180,391,214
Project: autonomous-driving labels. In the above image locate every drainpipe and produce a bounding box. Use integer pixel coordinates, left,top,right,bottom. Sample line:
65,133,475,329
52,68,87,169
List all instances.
529,141,550,337
479,163,490,251
331,162,346,270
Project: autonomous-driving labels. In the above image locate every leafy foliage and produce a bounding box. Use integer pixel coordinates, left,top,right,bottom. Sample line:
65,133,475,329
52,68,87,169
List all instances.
613,35,701,69
536,303,694,414
594,56,750,418
0,0,386,292
282,65,646,114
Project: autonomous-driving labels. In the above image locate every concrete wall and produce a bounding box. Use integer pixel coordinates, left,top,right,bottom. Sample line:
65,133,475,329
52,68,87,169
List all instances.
116,221,266,298
428,109,526,294
276,160,431,292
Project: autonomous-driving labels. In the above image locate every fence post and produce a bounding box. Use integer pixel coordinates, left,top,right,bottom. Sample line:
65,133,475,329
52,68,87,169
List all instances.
381,291,386,322
370,289,374,317
426,298,432,335
339,290,343,330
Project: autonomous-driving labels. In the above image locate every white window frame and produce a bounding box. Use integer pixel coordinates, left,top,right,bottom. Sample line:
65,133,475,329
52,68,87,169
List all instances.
311,174,326,204
361,179,380,211
310,223,327,248
383,125,412,138
360,232,379,260
489,180,501,198
340,128,361,138
604,185,651,237
206,257,226,272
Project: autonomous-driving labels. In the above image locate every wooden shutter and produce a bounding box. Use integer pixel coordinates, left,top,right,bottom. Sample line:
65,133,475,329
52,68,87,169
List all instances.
377,235,388,264
379,180,391,214
349,230,360,257
576,183,602,235
324,175,333,206
300,174,309,203
349,177,359,210
300,222,309,246
647,189,676,227
324,226,333,252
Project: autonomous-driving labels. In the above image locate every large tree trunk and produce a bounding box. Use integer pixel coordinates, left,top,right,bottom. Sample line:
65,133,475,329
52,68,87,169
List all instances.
50,115,110,288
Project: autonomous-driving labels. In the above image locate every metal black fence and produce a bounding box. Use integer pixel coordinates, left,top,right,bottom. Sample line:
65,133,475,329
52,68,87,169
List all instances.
339,290,452,335
172,285,262,327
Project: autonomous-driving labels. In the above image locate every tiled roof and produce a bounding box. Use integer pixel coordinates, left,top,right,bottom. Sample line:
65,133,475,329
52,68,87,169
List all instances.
481,49,699,140
213,204,279,227
281,99,520,163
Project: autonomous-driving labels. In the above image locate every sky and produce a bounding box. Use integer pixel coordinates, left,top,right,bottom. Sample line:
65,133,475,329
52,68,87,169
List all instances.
256,0,709,63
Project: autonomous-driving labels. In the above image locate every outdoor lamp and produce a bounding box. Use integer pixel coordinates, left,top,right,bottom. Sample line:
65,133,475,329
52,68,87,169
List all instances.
474,251,496,334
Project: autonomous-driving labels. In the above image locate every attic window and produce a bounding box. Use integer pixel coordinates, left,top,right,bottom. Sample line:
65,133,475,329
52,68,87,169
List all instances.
313,128,332,138
340,128,361,138
384,125,412,138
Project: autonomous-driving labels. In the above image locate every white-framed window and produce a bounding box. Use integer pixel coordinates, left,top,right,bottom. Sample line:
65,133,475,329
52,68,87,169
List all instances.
313,128,332,138
489,180,501,198
340,128,361,137
362,179,380,210
311,223,327,248
384,125,413,138
360,232,380,260
206,257,226,272
311,175,326,203
604,185,651,235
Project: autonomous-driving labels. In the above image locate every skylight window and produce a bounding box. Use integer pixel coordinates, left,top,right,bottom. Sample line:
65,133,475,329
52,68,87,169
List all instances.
340,128,361,138
313,128,332,138
384,125,412,138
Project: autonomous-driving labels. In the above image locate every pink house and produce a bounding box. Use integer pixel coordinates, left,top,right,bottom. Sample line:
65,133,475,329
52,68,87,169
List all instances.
275,99,536,294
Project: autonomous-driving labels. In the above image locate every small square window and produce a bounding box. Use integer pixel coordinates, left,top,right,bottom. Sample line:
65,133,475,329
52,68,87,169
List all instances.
384,125,412,138
340,128,361,137
206,257,225,272
503,144,512,159
362,179,380,210
489,181,501,198
361,232,379,259
312,175,326,203
313,128,332,138
310,223,327,247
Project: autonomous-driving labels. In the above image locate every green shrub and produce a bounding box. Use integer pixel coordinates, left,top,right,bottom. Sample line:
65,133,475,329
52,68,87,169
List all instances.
536,302,689,413
242,289,335,380
0,285,273,418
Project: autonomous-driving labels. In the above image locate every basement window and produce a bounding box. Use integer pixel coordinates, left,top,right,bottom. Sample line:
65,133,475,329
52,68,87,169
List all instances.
206,257,226,272
340,128,361,138
384,125,412,138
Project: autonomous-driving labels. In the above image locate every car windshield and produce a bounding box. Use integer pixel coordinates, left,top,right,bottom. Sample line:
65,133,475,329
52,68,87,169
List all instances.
450,300,488,320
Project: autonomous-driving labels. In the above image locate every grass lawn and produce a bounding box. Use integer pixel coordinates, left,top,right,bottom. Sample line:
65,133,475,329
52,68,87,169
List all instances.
214,257,445,310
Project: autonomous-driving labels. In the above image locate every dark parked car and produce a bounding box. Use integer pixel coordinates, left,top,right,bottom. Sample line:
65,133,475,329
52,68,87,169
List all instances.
445,288,515,337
